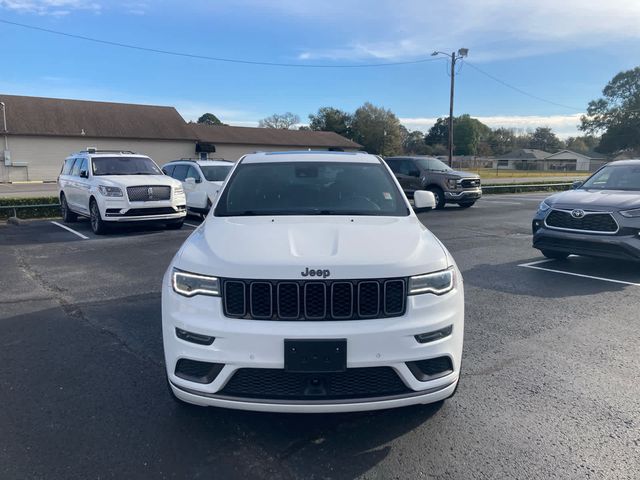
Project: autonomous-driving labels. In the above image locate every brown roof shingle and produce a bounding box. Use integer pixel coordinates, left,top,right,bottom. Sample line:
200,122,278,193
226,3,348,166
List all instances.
0,94,195,141
189,124,361,149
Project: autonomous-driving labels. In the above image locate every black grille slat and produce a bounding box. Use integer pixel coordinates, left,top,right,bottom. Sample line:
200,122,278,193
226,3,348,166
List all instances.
546,210,618,233
461,178,480,188
219,367,410,400
127,185,171,202
222,278,406,321
224,281,246,316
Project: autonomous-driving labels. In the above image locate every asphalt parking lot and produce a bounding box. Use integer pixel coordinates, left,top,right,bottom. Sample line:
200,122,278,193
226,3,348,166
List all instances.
1,195,639,479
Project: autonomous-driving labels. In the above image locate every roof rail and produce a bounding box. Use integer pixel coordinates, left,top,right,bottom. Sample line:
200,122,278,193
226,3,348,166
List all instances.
81,149,138,154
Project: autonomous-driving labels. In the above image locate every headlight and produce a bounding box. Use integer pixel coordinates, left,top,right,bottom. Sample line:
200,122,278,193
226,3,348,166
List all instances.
98,185,123,197
538,200,551,212
446,178,458,189
172,268,220,297
174,186,184,195
409,267,455,295
620,208,640,218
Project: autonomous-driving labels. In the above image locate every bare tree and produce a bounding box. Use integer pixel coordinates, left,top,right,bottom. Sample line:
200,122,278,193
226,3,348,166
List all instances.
258,112,300,129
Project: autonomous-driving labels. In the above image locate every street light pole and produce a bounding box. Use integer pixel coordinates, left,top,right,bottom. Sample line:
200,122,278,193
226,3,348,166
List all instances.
432,48,468,167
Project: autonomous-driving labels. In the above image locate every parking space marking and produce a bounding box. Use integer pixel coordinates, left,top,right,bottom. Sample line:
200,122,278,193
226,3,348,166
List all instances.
184,222,200,228
518,259,640,287
50,221,90,240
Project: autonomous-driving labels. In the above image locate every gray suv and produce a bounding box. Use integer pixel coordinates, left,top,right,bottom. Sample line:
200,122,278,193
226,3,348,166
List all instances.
385,156,482,209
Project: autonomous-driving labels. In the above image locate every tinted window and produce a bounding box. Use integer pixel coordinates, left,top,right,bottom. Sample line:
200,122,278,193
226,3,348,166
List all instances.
78,158,88,176
200,165,232,182
387,159,414,175
414,158,452,172
162,165,175,176
186,166,201,181
172,164,189,181
215,161,408,217
92,156,162,176
70,158,82,176
582,164,640,191
61,158,76,175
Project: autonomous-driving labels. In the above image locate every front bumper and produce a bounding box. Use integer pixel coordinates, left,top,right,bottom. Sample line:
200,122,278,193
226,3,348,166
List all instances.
99,196,186,222
162,269,464,412
444,188,482,203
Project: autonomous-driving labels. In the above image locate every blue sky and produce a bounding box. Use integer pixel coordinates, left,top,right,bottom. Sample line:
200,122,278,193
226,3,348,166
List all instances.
1,0,639,137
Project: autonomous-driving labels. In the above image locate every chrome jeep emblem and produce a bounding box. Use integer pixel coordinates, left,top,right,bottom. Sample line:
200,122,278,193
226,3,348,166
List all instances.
570,209,585,219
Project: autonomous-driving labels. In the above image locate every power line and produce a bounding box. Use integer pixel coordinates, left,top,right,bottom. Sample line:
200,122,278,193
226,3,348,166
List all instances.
0,18,445,69
464,61,584,112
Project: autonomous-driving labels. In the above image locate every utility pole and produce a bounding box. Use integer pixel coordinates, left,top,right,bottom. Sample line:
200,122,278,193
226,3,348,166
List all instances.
432,48,469,167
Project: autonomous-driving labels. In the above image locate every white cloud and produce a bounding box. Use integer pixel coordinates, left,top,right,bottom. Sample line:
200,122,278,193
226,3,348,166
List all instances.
256,0,640,62
400,114,585,138
0,0,101,15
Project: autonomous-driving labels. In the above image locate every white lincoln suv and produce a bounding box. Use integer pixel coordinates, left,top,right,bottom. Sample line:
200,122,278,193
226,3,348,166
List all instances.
57,149,186,234
162,151,464,413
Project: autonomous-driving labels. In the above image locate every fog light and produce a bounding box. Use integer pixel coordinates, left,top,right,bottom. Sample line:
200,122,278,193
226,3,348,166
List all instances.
415,325,453,344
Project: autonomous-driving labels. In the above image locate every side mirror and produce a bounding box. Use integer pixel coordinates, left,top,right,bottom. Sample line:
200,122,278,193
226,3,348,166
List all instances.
572,180,583,189
185,177,196,185
414,190,436,211
79,170,89,178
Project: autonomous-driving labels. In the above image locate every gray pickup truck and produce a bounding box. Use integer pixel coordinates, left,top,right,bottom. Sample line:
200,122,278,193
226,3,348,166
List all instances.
385,156,482,209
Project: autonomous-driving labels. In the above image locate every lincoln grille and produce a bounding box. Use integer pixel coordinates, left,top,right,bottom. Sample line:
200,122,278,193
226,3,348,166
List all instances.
222,278,406,321
127,185,171,202
545,210,618,233
218,367,410,400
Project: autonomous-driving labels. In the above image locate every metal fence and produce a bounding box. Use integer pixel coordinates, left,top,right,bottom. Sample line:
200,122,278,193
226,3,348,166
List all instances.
446,157,608,177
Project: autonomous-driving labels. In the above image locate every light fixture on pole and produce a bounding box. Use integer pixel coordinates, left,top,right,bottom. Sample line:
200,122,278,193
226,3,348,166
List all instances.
431,48,468,166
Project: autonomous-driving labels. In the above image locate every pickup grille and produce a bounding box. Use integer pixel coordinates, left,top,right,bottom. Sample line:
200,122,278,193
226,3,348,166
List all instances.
461,178,481,188
127,185,171,202
545,210,618,233
222,278,407,321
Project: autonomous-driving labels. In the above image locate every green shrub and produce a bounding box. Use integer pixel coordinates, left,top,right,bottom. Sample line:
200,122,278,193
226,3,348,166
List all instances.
0,196,61,219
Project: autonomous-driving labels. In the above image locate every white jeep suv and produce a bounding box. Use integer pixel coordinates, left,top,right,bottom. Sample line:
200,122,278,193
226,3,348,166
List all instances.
162,151,464,413
58,149,186,234
162,159,232,216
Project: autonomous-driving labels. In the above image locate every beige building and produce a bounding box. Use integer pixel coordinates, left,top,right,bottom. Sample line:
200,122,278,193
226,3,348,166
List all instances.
0,94,361,182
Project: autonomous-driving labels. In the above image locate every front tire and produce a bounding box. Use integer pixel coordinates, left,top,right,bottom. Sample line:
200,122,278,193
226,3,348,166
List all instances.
89,199,108,235
541,249,569,260
427,187,446,210
60,194,77,223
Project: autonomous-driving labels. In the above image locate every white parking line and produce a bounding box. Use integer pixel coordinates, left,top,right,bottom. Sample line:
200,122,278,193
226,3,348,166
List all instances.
518,259,640,287
184,222,200,228
50,221,89,240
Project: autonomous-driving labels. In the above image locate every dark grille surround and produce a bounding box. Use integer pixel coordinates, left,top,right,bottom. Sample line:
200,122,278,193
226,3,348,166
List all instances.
222,278,407,321
218,367,411,400
545,210,618,233
127,185,171,202
461,178,481,188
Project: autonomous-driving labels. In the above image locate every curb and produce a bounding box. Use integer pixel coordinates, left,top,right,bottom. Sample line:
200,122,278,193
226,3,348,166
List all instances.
7,216,26,226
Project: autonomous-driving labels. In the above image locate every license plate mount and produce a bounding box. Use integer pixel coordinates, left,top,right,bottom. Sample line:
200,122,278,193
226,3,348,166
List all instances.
284,339,347,373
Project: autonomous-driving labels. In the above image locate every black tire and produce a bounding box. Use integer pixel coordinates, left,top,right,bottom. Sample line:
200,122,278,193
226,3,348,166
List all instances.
457,201,476,209
427,187,446,210
60,194,77,223
166,218,184,230
89,198,108,235
541,249,569,260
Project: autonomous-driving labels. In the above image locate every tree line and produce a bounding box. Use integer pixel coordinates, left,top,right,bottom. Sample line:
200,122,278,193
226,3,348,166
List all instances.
197,66,640,157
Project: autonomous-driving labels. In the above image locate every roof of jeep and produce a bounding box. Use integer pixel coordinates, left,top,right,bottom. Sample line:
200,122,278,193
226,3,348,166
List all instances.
240,151,378,164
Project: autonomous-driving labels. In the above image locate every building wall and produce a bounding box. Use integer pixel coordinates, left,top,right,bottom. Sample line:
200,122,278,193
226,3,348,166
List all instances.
198,144,361,162
1,136,195,182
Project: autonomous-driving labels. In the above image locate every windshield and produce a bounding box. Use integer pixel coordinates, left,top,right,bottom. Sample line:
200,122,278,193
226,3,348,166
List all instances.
200,165,232,182
215,161,409,217
414,158,452,172
581,164,640,191
92,156,162,176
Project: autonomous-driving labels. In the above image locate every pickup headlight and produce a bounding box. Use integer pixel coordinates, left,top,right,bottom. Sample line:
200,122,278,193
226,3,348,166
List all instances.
446,178,458,189
172,268,220,297
409,267,455,295
538,200,551,212
98,185,123,197
620,208,640,218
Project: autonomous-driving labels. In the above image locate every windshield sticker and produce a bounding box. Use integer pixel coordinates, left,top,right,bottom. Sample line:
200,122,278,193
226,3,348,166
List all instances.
383,192,392,200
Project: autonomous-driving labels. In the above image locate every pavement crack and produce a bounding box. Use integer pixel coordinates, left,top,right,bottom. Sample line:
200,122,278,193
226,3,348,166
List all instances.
13,247,162,368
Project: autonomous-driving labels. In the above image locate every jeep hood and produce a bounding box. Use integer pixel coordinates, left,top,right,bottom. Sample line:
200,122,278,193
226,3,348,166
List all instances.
176,216,449,279
546,189,640,210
